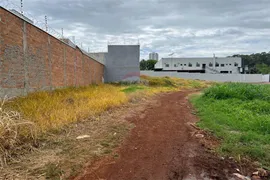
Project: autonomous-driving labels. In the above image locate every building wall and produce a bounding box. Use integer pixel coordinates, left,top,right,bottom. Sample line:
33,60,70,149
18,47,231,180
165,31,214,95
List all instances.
156,57,242,74
105,45,140,82
88,52,107,65
149,52,159,60
141,71,267,83
0,7,104,98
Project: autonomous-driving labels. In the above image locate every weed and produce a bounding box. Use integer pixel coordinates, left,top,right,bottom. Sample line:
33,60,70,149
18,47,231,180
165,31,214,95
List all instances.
191,83,270,168
121,85,145,93
0,96,37,167
44,163,63,180
103,149,113,154
140,75,209,89
113,153,119,159
203,83,270,101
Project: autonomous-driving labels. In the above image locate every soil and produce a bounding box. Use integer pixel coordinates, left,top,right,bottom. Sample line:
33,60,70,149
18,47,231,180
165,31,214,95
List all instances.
74,90,255,180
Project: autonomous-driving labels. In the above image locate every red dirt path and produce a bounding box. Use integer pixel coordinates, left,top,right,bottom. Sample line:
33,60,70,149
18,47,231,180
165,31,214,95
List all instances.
75,90,253,180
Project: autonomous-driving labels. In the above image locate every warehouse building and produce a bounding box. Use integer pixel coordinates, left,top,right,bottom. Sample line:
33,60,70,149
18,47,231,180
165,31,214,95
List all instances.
154,56,243,74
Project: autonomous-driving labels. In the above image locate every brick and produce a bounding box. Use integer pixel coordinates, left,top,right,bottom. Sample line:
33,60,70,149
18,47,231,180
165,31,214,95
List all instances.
0,7,104,97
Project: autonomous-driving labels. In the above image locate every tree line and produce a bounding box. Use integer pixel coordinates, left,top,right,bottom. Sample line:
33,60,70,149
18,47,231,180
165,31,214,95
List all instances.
230,51,270,74
140,59,158,70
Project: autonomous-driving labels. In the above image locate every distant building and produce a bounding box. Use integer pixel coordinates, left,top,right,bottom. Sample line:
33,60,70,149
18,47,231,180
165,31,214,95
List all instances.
154,56,243,74
149,52,159,60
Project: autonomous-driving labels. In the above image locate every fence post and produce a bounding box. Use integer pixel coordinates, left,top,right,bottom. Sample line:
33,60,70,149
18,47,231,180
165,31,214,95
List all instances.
63,45,67,87
23,21,29,95
47,36,52,90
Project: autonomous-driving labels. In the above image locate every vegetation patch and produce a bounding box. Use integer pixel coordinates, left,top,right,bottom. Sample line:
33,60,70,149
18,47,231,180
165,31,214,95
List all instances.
0,76,208,179
121,85,145,93
140,75,209,89
191,83,270,168
4,85,128,134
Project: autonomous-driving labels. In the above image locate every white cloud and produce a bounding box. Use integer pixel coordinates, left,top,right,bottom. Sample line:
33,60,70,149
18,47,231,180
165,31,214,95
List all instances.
1,0,270,59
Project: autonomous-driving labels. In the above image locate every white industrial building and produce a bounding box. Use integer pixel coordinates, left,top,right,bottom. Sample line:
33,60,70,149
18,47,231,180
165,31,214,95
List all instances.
154,56,243,74
149,52,159,60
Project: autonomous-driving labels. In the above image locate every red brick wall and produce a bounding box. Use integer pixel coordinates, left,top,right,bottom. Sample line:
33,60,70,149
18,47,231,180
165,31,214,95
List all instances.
0,7,104,97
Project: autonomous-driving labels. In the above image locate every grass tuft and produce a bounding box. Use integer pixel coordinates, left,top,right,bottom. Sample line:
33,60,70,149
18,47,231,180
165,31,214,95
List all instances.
0,96,37,167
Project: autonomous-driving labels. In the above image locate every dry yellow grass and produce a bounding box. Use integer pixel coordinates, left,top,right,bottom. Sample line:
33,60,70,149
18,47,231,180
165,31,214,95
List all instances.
5,85,128,134
3,76,208,136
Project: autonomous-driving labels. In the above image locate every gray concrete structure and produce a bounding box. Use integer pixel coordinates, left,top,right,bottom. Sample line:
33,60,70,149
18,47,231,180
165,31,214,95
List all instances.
89,45,140,82
105,45,140,82
141,71,268,83
88,52,107,65
155,57,243,74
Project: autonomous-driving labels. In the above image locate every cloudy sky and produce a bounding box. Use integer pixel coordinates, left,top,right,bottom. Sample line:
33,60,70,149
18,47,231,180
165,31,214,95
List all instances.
2,0,270,59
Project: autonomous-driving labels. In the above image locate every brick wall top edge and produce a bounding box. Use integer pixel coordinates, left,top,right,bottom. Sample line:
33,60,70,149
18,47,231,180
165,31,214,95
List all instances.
0,6,104,66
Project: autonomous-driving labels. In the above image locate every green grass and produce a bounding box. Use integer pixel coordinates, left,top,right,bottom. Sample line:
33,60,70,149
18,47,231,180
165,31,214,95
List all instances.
121,85,145,93
191,83,270,168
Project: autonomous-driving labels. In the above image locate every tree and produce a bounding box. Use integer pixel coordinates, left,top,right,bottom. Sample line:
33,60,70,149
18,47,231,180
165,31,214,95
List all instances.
146,60,158,70
140,59,158,70
256,63,270,74
140,59,147,70
231,51,270,74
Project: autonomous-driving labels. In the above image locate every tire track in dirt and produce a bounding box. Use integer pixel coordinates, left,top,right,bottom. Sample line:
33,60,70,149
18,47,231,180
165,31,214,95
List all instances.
74,90,248,180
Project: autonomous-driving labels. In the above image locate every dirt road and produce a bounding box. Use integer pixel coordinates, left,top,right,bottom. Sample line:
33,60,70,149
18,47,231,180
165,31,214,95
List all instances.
75,90,249,180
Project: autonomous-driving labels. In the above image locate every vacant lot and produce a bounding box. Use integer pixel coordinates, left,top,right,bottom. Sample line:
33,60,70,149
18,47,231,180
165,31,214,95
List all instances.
191,83,270,169
0,76,208,179
2,79,269,179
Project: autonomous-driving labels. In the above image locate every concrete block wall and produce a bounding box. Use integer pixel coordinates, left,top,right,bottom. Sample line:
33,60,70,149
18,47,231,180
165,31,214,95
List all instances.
262,75,270,82
141,71,268,83
0,7,104,98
